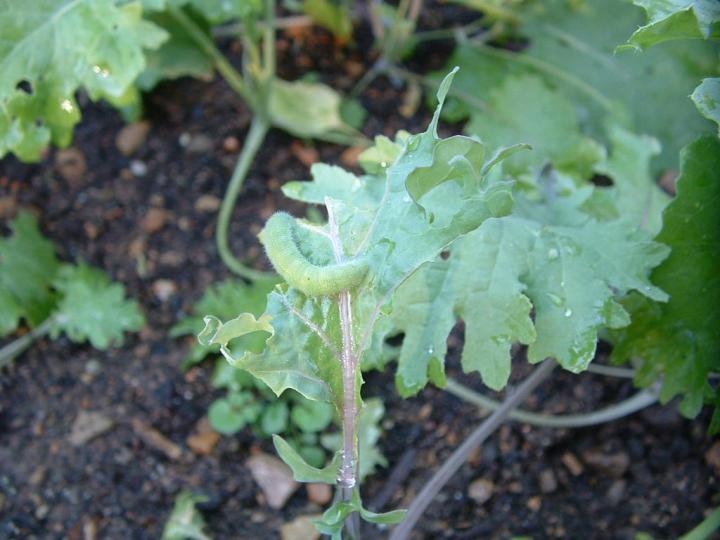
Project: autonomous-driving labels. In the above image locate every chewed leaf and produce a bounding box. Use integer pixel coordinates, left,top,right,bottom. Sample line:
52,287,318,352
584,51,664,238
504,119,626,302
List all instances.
273,435,340,484
199,313,273,349
622,0,720,50
692,78,720,135
0,0,168,161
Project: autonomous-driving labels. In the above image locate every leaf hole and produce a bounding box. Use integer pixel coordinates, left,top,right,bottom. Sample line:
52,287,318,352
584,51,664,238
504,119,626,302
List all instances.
15,80,33,95
590,174,614,187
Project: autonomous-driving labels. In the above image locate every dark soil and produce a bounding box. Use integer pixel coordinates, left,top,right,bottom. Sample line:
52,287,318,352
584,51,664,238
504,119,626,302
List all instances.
0,7,718,540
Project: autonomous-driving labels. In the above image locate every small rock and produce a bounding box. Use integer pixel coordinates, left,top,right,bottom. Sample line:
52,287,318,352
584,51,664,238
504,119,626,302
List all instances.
582,449,630,478
187,430,220,456
152,279,177,302
306,483,332,505
141,208,167,234
539,469,557,493
55,148,87,186
131,418,183,461
281,515,321,540
187,418,221,456
83,517,98,540
290,140,319,167
130,160,148,177
526,495,542,512
340,146,364,168
159,251,185,267
705,441,720,472
561,452,584,476
606,479,626,505
0,196,17,219
29,465,47,486
115,121,151,156
84,222,100,240
194,195,221,213
84,360,102,376
68,411,113,446
246,453,299,509
35,503,49,520
184,133,214,153
223,136,240,153
468,478,494,505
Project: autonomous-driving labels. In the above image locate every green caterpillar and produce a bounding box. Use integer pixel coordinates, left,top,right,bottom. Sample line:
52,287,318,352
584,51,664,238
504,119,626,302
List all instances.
259,212,369,296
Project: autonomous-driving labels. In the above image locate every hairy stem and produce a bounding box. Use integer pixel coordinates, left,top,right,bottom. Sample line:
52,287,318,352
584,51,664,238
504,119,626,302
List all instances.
216,116,276,280
326,200,361,534
0,317,55,370
445,378,660,428
389,360,556,540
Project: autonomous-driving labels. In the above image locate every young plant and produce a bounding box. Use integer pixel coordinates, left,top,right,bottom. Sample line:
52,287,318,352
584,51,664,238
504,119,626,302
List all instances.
199,69,529,536
0,212,145,368
197,64,695,538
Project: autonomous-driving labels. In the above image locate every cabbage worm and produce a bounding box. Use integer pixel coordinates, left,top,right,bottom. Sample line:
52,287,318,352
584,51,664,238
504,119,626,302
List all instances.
259,212,368,296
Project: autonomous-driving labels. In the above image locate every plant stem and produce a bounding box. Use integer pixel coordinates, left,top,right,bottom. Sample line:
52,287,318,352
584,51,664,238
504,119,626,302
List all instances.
167,7,255,107
445,378,659,428
389,360,556,540
216,115,276,280
212,15,313,37
679,507,720,540
262,0,276,80
0,317,55,369
585,363,636,378
325,200,361,535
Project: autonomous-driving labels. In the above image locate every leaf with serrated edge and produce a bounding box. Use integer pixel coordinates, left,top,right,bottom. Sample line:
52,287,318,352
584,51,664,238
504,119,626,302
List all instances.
611,136,720,423
393,178,669,394
171,278,276,369
592,124,670,235
52,263,145,349
622,0,720,49
431,0,718,172
692,78,720,135
465,74,605,183
202,69,520,417
0,0,167,161
0,212,59,330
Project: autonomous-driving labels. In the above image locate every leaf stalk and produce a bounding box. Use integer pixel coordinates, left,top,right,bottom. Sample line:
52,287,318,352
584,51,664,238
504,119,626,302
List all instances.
0,316,56,370
445,377,660,428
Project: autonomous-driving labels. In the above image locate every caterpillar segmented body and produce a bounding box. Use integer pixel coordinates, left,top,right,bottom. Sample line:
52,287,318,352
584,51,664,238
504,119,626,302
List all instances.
259,212,369,297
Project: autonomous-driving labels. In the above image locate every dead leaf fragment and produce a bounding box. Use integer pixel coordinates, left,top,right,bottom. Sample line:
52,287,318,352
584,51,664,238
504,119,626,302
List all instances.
187,417,221,455
141,208,167,234
68,411,113,446
115,121,151,156
131,418,183,461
